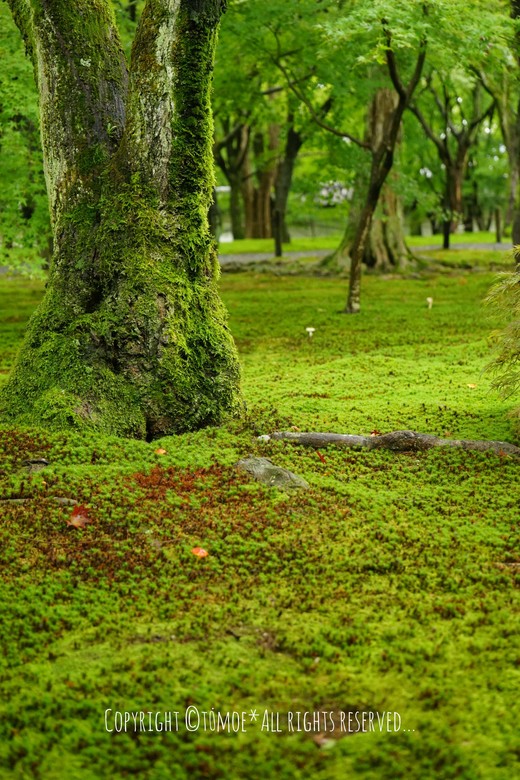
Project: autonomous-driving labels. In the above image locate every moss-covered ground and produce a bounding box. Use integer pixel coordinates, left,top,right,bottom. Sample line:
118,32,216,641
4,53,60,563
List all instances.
217,230,510,257
0,264,519,779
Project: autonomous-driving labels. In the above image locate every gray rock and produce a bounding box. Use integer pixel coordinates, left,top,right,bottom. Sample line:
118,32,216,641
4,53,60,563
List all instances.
236,457,309,491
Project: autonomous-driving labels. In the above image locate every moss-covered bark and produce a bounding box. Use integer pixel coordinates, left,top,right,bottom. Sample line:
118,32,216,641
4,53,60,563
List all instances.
1,0,242,439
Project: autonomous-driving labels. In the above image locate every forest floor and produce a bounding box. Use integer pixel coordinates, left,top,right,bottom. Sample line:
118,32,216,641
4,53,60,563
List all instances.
0,258,519,779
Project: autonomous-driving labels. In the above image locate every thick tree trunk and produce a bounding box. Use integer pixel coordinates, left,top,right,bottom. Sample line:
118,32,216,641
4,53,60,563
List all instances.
1,0,242,439
328,181,412,272
365,188,412,269
241,126,280,239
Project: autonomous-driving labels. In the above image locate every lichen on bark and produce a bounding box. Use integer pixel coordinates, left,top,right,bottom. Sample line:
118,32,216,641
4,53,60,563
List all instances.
1,0,242,439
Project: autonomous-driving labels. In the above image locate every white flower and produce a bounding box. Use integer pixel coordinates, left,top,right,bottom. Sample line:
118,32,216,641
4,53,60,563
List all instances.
426,297,433,309
306,327,316,337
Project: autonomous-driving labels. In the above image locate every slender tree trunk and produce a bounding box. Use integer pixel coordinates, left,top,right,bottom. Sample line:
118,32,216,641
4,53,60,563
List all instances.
512,101,520,244
506,155,519,233
511,0,520,243
495,208,503,243
448,158,467,232
273,122,304,253
241,162,256,239
1,0,242,439
326,89,414,297
229,177,244,239
344,57,427,314
442,155,468,247
214,122,249,240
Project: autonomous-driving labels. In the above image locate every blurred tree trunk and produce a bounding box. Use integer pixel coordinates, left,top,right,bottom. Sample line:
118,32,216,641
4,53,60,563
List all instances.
214,121,249,239
273,112,305,254
326,179,412,272
1,0,241,439
127,1,137,22
410,82,494,248
364,186,412,269
242,126,280,239
326,90,413,276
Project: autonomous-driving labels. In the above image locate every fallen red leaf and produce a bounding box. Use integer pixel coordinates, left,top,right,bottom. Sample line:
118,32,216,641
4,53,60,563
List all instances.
370,430,382,436
191,547,208,558
66,505,92,529
316,450,326,464
155,448,167,455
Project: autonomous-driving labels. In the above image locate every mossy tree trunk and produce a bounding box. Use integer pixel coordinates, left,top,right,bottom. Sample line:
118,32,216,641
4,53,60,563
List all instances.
325,178,412,273
2,0,242,439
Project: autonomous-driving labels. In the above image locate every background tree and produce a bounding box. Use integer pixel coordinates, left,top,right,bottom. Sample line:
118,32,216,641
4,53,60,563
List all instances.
1,0,241,439
272,1,429,312
0,4,50,270
409,74,495,248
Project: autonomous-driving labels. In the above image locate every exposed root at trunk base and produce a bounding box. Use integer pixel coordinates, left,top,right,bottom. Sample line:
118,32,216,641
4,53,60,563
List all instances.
265,430,520,458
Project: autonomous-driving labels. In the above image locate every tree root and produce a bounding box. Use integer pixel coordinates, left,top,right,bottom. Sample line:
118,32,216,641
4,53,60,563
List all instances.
265,430,520,458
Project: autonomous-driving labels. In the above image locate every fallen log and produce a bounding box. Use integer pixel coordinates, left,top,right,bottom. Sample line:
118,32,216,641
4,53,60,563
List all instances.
264,430,520,458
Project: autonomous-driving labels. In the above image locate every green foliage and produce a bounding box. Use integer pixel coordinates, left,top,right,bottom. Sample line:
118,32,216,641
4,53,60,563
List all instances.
0,4,50,271
485,264,520,408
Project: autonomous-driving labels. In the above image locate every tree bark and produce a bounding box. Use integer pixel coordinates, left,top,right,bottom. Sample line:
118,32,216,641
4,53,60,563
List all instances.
267,430,520,458
511,0,520,243
229,177,245,239
1,0,242,439
410,82,494,245
328,179,412,272
273,115,304,253
241,126,280,239
328,82,423,311
214,121,249,239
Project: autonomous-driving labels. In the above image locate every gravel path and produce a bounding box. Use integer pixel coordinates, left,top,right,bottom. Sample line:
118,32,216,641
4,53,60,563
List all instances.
0,242,513,275
218,242,513,266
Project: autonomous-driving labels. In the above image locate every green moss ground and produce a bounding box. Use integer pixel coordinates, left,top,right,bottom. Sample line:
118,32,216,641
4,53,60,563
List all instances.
217,231,510,257
0,267,519,779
